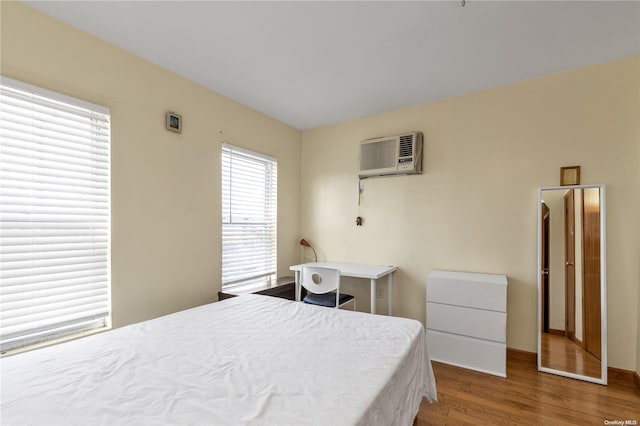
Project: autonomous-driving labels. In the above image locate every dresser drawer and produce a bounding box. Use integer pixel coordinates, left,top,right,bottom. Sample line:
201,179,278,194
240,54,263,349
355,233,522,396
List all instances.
427,329,506,377
426,270,507,312
426,302,506,343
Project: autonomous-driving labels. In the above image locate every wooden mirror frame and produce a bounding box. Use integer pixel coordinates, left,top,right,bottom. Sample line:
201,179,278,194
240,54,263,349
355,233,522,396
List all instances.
536,184,607,385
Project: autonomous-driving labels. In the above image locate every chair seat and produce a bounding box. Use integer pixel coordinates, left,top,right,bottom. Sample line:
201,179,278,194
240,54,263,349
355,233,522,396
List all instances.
303,292,354,308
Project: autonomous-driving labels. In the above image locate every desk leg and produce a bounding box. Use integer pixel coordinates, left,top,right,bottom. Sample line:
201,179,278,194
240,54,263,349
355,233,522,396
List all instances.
387,273,393,316
295,270,301,301
370,279,376,314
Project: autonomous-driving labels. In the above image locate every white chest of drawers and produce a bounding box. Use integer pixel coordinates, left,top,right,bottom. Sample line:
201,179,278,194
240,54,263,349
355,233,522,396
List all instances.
426,270,508,377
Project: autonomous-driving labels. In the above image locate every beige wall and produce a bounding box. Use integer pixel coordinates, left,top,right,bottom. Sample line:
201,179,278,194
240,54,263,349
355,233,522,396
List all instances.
301,56,640,371
0,2,301,328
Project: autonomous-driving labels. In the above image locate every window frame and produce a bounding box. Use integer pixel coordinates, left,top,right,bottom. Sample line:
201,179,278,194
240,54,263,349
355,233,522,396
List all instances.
0,76,111,352
221,143,277,291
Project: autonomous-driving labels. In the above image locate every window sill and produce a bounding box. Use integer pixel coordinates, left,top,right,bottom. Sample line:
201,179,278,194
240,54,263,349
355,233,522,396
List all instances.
1,325,111,358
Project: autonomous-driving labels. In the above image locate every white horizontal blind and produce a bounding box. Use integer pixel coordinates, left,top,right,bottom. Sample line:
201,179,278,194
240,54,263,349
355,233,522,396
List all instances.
0,77,111,351
221,144,277,290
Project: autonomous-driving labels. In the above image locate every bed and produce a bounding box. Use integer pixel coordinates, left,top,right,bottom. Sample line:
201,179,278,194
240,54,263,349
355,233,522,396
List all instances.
1,294,437,425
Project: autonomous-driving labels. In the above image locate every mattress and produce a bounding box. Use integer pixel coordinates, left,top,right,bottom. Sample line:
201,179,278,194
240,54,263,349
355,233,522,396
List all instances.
1,294,437,426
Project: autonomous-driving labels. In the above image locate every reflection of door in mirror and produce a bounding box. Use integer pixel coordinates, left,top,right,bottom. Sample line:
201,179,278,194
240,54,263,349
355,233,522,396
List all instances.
583,188,601,360
541,203,550,334
564,190,577,344
538,186,605,383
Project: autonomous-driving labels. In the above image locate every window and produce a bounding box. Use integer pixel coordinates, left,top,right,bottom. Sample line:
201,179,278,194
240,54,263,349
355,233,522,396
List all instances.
0,77,111,351
221,144,277,290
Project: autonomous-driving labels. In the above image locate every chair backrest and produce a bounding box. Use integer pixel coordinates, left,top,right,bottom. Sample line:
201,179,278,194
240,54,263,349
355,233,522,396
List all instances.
300,266,340,295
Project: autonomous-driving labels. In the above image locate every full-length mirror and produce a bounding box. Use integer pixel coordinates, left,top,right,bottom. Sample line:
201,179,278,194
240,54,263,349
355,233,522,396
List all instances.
537,184,607,384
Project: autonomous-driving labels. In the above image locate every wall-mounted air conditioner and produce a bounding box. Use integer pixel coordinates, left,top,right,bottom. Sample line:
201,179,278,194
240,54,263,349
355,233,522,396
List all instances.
359,132,423,178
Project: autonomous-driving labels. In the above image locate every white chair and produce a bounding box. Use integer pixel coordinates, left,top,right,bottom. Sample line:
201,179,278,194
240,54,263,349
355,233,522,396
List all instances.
300,266,356,310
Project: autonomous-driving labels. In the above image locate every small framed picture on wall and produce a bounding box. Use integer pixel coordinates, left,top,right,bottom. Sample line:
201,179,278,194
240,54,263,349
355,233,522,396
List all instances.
166,111,182,134
560,165,580,186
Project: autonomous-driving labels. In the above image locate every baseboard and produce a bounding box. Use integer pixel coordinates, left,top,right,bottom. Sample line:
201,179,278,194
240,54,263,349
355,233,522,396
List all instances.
608,366,640,389
506,348,536,364
568,334,584,348
548,329,565,337
507,347,640,389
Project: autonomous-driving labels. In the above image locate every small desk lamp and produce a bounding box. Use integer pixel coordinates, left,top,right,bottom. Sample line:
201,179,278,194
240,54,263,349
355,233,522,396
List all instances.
299,239,317,262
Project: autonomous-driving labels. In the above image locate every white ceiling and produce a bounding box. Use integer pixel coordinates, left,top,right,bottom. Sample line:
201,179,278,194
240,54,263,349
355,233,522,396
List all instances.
25,1,640,130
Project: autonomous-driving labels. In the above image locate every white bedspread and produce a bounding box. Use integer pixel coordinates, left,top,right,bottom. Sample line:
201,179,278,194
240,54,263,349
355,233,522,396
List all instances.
1,295,437,426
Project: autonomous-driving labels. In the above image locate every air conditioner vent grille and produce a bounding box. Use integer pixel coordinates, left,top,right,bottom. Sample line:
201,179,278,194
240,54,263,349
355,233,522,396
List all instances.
399,134,414,157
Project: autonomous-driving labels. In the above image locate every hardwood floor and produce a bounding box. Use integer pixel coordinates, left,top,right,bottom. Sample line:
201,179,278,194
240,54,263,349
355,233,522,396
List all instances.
541,332,601,378
416,356,640,425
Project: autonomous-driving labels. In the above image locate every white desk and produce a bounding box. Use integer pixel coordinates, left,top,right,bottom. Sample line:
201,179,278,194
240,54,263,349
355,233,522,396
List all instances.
289,261,398,315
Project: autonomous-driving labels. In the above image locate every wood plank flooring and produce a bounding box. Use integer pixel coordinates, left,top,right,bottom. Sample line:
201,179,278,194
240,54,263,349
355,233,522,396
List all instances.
416,356,640,425
541,332,601,378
